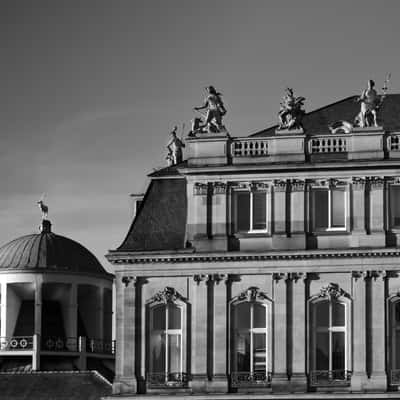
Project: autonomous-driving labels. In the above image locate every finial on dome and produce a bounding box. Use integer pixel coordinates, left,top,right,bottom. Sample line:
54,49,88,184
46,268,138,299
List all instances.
40,219,52,233
37,194,49,220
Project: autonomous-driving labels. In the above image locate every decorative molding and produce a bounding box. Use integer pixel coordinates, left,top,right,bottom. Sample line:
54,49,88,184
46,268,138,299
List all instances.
370,270,387,281
150,287,186,304
193,182,208,196
212,182,227,195
352,177,366,190
273,272,289,282
193,274,208,285
291,272,306,282
230,182,250,190
291,179,305,192
319,283,351,300
330,178,349,188
122,276,136,287
352,271,368,281
274,180,287,192
251,182,269,191
237,286,269,302
368,176,385,189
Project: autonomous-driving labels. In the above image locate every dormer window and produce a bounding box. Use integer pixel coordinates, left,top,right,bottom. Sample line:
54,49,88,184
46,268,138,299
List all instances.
310,184,348,232
232,184,269,234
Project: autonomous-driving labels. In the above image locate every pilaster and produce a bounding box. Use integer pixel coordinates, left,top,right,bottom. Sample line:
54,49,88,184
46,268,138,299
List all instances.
352,178,366,232
273,180,287,234
272,273,289,392
288,180,306,249
211,182,228,250
367,177,385,246
190,182,210,251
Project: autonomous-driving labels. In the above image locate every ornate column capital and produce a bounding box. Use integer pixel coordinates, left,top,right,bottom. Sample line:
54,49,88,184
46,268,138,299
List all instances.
352,177,366,190
291,179,305,192
212,182,227,195
290,272,307,282
273,272,289,282
251,182,269,191
193,274,209,285
122,276,137,287
274,180,287,192
193,182,208,196
352,271,368,281
368,176,385,189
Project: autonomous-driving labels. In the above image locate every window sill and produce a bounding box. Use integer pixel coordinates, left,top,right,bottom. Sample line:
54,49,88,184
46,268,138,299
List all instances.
310,230,350,236
233,232,270,238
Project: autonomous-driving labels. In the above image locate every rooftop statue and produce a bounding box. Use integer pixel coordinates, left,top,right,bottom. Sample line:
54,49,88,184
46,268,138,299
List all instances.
37,195,48,220
166,126,185,166
192,86,227,135
354,76,390,128
277,88,306,130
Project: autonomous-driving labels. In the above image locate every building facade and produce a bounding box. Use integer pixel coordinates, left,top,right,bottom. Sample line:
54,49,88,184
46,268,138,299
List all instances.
107,93,400,397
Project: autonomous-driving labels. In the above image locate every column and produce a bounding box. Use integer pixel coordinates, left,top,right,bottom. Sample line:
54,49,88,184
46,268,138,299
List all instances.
66,284,78,351
368,177,385,246
365,271,387,390
34,279,42,336
274,181,287,234
351,271,368,391
190,182,209,250
207,274,229,392
191,275,208,391
289,180,306,248
0,282,7,337
288,273,307,392
97,287,104,341
352,178,366,233
211,182,227,251
113,275,137,394
272,273,289,392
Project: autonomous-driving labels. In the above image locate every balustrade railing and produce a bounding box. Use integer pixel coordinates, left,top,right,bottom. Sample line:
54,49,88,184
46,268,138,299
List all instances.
42,337,78,352
388,134,400,151
230,371,271,388
309,136,348,154
147,372,190,388
309,370,352,387
86,338,115,355
0,336,33,351
232,139,269,157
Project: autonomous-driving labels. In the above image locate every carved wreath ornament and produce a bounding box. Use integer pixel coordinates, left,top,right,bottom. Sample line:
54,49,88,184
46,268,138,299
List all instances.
319,283,350,300
237,286,269,302
151,287,186,304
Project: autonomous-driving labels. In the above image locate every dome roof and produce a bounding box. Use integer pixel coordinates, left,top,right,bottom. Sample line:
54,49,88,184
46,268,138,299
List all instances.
0,220,109,276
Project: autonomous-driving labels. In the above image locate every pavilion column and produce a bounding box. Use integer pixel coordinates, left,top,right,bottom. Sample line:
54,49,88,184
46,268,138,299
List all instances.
66,284,78,350
34,279,42,336
272,273,289,392
288,273,307,392
113,275,137,395
351,271,368,391
0,282,7,337
365,271,387,391
190,275,208,391
207,274,229,393
97,286,104,341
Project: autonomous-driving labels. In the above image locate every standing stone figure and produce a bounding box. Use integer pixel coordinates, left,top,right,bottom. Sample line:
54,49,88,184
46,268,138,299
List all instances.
354,80,380,128
166,126,185,166
193,86,227,134
277,88,305,130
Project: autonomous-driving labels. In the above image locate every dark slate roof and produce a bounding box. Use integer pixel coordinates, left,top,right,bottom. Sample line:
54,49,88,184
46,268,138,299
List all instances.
148,161,186,178
0,226,109,276
116,178,187,252
252,94,400,137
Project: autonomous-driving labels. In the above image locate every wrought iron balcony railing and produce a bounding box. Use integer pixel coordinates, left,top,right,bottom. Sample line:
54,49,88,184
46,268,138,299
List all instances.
309,369,352,387
147,372,190,388
86,338,115,355
231,139,269,158
230,371,271,388
0,336,34,351
42,337,78,352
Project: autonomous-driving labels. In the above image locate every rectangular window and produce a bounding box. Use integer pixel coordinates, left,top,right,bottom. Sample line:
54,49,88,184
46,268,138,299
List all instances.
390,185,400,228
312,187,346,231
234,190,268,233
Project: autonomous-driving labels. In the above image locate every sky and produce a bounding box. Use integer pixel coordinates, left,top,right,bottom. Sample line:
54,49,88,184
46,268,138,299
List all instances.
1,0,400,271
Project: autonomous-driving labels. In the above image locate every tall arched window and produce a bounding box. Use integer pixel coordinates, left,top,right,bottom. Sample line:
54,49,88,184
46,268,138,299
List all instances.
229,287,272,388
309,283,351,387
388,295,400,385
146,287,189,388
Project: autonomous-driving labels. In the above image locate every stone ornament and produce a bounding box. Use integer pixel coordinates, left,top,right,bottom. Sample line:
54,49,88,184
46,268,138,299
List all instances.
369,176,385,189
193,182,208,196
166,126,185,166
122,276,137,287
237,286,269,302
274,180,287,192
319,283,351,300
352,177,366,190
277,88,306,130
150,287,186,304
212,182,227,195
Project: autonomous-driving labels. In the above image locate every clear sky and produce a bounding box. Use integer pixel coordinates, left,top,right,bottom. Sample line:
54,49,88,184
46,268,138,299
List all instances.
1,0,399,270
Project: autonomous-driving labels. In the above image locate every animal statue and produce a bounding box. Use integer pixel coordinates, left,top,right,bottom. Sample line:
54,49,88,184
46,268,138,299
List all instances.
37,197,49,220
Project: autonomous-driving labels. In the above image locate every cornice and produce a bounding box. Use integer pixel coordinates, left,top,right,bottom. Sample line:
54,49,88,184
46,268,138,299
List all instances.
107,248,400,265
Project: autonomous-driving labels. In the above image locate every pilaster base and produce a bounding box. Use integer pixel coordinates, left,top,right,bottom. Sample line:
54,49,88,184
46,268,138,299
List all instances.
287,373,307,393
190,374,208,392
271,373,290,393
364,372,387,391
112,376,137,395
350,371,369,392
206,375,228,393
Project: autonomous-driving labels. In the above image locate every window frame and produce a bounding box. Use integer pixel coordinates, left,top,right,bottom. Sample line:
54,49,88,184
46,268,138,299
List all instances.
310,185,349,233
231,184,270,235
387,295,400,384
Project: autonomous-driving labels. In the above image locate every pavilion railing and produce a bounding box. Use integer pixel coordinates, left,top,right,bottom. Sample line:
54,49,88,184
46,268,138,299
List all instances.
388,134,400,152
309,369,352,387
231,139,269,158
230,371,271,388
0,336,34,351
308,136,348,154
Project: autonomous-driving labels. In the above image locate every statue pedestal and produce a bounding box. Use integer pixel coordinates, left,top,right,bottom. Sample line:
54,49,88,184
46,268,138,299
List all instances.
186,134,230,166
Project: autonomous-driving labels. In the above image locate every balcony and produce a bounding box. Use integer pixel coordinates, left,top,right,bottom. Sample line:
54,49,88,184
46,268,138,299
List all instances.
230,371,271,388
309,370,352,387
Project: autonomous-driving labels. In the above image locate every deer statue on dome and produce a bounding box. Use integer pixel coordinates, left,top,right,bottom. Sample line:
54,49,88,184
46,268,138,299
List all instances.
37,194,49,220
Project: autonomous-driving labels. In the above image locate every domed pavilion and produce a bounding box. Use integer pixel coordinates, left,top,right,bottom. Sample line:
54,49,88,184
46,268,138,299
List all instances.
0,219,114,376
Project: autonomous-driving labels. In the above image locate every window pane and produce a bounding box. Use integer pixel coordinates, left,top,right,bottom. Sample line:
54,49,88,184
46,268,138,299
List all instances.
314,190,328,229
332,301,345,327
153,305,166,330
236,192,250,231
316,332,329,370
396,330,400,369
167,334,181,373
332,332,345,370
150,331,165,373
331,189,345,227
234,331,250,372
391,186,400,227
253,303,266,328
252,192,267,230
395,302,400,324
168,304,181,329
315,301,329,328
253,333,266,372
234,303,251,330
